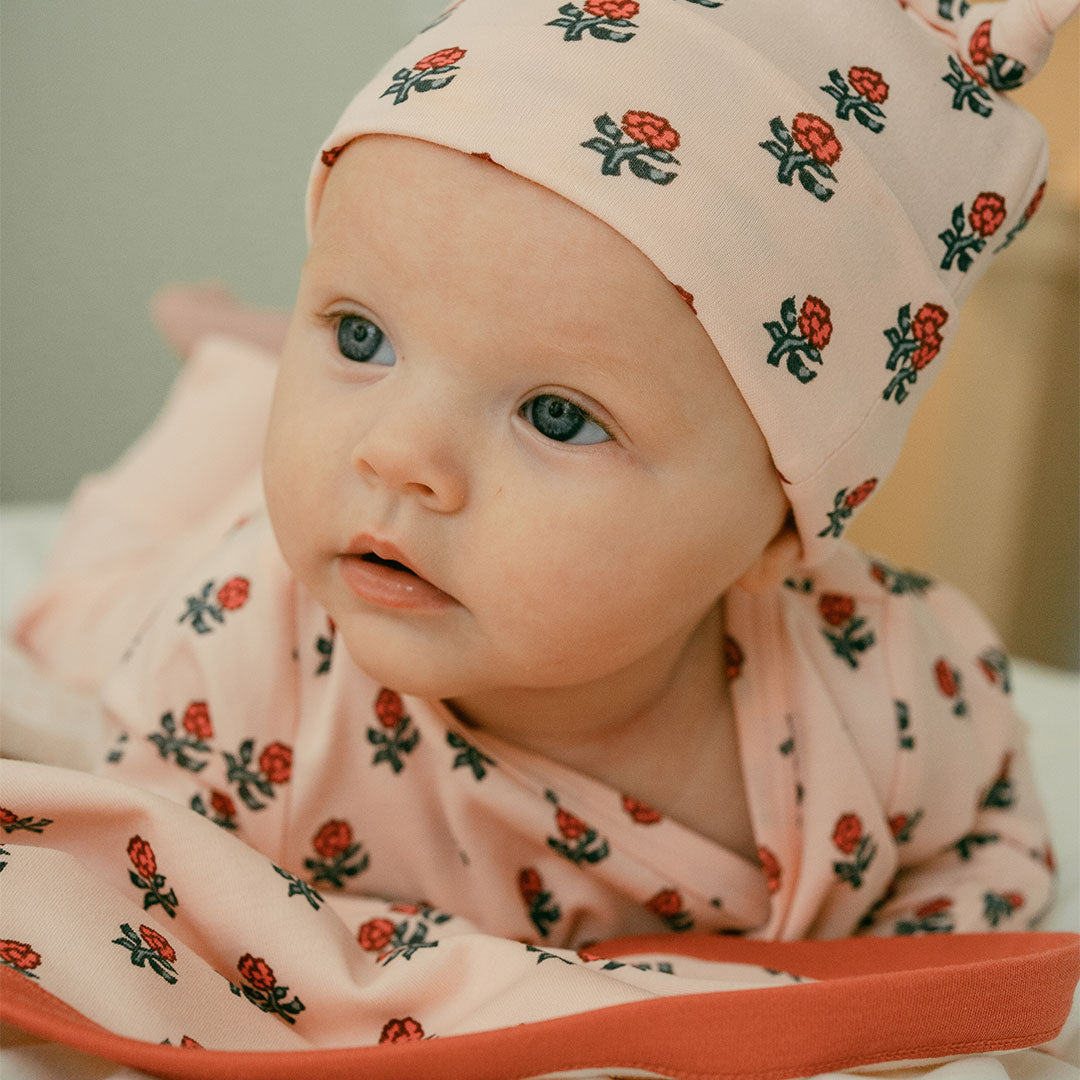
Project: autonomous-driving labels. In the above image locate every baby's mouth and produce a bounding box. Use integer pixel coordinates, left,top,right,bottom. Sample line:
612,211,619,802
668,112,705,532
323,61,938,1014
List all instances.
360,551,418,576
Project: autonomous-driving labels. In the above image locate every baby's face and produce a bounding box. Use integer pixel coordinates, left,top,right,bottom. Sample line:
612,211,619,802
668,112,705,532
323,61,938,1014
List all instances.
264,134,787,701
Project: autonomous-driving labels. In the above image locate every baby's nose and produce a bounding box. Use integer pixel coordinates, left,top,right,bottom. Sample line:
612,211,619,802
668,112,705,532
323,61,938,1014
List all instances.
349,392,467,513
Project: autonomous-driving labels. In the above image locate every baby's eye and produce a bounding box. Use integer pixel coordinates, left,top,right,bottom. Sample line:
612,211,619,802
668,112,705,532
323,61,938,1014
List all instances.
522,394,612,445
336,314,395,365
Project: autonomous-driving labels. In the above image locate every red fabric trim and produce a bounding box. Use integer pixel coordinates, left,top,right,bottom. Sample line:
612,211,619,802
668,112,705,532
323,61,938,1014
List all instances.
2,932,1077,1080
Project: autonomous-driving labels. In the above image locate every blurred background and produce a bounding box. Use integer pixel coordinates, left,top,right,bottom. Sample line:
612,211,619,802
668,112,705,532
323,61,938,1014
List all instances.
2,1,1077,668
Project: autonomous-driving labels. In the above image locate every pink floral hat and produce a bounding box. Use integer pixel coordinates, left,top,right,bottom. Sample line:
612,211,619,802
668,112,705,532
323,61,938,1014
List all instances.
305,0,1075,567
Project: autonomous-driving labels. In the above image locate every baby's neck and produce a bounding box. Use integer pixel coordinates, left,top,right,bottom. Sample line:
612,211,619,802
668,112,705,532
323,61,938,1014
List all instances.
443,599,752,854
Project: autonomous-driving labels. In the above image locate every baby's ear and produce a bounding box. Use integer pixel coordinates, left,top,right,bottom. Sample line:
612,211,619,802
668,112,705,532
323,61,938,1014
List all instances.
734,514,801,594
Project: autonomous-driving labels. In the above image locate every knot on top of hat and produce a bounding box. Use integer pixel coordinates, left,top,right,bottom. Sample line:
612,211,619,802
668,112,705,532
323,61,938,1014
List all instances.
900,0,1077,90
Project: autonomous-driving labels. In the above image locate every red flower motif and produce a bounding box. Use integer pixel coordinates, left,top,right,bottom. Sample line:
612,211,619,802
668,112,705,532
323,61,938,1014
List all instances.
1024,180,1046,221
313,819,352,859
413,46,466,71
321,144,347,168
912,303,949,342
238,953,275,990
139,925,177,962
832,813,863,855
995,750,1014,781
0,807,16,825
887,814,908,837
968,192,1007,238
518,867,543,903
182,701,213,740
723,635,744,680
790,113,842,166
844,478,878,509
357,918,396,952
577,948,603,962
978,657,998,684
671,282,696,314
216,576,249,611
379,1016,425,1044
819,593,855,627
621,110,680,152
258,742,292,784
757,846,782,893
390,902,421,915
968,19,993,65
934,657,958,698
870,563,888,585
1003,891,1024,911
127,835,157,879
210,790,236,818
622,795,661,824
1044,844,1057,873
585,0,639,16
0,939,41,970
180,1036,203,1048
915,896,952,919
797,295,833,349
556,807,587,840
911,334,942,371
646,889,682,918
847,65,889,104
375,688,405,728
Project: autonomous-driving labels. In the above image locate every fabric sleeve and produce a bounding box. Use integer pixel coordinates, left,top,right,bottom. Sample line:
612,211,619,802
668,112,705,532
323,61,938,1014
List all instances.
856,573,1057,936
93,514,301,868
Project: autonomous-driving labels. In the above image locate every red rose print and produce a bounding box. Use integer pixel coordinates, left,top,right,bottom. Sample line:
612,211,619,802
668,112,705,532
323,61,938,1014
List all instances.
960,58,988,87
978,656,998,684
844,478,878,509
313,819,353,859
723,635,744,680
390,902,421,915
210,790,235,818
797,295,833,349
380,1016,425,1044
1004,892,1024,911
1044,845,1056,872
585,0,639,16
258,742,292,783
622,795,661,824
915,896,952,919
870,563,887,585
888,814,908,838
911,334,942,371
968,19,992,65
790,113,842,166
646,889,682,918
139,925,176,962
518,867,543,903
819,593,855,627
358,918,396,952
216,576,249,611
621,110,680,152
847,65,889,104
0,940,41,971
375,688,405,728
758,846,782,893
182,701,213,740
414,46,465,71
968,192,1007,238
321,144,347,168
672,283,696,314
833,813,863,855
238,953,275,990
556,808,587,840
180,1036,203,1048
577,948,603,962
911,303,948,341
1024,181,1046,221
934,658,958,697
127,835,157,879
0,807,16,825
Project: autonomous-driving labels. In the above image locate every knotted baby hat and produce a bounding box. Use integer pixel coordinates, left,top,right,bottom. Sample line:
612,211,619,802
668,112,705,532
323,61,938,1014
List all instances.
305,0,1076,567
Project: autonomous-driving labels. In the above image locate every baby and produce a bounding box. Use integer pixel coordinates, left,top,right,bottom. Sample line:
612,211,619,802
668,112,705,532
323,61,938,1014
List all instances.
13,0,1068,949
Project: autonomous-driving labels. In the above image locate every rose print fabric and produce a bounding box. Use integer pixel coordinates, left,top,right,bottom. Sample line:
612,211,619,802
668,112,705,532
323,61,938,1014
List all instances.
4,335,1072,1066
305,0,1076,566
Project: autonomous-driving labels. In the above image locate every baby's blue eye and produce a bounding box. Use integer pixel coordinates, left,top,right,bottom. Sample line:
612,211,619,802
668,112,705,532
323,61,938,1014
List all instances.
337,314,395,365
523,394,611,445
